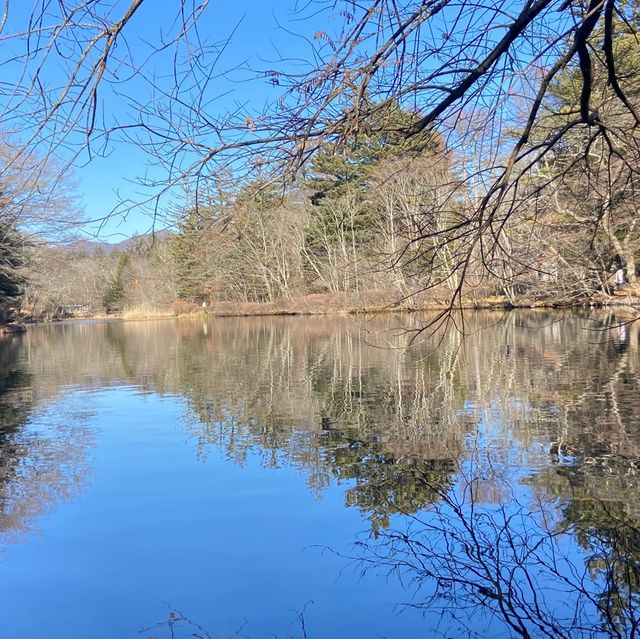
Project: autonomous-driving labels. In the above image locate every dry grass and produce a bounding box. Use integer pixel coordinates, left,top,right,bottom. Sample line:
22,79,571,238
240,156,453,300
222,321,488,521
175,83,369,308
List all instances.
187,289,478,318
30,287,639,326
121,304,175,320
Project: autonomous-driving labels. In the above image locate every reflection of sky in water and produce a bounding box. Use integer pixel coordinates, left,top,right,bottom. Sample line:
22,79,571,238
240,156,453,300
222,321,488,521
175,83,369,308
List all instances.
0,311,638,638
0,389,426,639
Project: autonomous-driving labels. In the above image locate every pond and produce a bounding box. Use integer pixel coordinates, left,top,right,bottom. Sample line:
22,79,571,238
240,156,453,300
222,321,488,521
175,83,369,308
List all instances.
0,310,639,638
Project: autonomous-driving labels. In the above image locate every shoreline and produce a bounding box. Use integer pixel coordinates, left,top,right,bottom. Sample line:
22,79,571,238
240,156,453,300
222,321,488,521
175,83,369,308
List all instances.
7,290,640,328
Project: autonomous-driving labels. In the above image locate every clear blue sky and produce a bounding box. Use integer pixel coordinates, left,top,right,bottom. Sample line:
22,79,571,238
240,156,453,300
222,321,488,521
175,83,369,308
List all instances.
75,0,326,241
2,1,335,243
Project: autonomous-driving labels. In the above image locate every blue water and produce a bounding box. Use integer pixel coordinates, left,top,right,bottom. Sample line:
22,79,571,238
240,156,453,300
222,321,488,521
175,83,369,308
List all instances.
0,312,638,638
0,388,428,638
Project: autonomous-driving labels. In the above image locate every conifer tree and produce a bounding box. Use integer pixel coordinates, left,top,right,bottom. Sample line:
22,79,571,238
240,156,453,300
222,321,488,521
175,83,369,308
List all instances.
102,253,130,313
0,224,26,323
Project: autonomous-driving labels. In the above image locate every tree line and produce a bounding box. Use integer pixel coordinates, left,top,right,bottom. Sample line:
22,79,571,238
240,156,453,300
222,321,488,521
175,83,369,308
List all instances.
1,1,640,322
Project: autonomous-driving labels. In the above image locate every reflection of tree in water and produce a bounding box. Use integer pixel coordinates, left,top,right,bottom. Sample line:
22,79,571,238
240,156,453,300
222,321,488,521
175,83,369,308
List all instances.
519,314,640,635
348,472,640,639
0,335,32,437
19,312,640,531
570,500,640,634
529,459,640,634
169,317,469,529
0,334,94,544
15,312,640,633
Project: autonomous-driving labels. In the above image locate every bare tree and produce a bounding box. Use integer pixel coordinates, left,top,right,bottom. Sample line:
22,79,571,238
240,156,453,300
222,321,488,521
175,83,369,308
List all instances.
2,1,640,310
0,137,83,321
367,152,467,295
347,471,640,639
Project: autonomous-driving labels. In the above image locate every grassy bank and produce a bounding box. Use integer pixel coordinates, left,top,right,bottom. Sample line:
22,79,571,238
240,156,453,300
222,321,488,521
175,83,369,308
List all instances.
9,287,640,327
173,288,640,319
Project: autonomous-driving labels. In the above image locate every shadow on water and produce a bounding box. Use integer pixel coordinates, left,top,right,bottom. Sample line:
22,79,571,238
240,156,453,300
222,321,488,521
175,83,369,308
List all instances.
0,310,639,636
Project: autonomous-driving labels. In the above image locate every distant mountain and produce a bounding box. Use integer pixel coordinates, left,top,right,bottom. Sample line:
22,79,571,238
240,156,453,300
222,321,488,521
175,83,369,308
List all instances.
61,230,173,254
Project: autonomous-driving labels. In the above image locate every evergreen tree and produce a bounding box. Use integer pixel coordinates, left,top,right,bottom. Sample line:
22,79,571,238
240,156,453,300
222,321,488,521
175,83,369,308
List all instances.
539,1,640,286
302,102,440,291
0,223,26,323
305,101,436,205
102,252,129,313
169,208,216,302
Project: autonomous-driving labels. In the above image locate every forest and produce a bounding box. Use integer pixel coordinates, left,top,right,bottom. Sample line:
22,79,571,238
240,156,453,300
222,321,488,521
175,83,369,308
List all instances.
1,0,640,323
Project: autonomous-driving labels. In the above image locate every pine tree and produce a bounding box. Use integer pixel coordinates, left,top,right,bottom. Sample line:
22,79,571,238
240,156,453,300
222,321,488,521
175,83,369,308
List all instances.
0,223,26,323
169,208,214,302
305,101,436,205
102,252,129,313
540,1,640,286
302,102,440,290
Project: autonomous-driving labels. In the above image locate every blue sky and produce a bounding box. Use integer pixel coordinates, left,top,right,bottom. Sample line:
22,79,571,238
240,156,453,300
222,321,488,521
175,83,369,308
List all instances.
2,0,554,243
74,1,323,241
1,0,335,242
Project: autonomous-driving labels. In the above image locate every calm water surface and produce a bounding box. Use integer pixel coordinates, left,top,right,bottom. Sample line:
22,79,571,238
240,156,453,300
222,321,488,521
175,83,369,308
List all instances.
0,311,639,638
